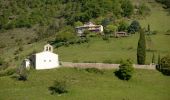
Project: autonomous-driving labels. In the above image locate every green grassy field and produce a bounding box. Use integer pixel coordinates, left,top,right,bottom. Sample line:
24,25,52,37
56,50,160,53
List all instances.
0,68,170,100
139,1,170,32
56,33,170,64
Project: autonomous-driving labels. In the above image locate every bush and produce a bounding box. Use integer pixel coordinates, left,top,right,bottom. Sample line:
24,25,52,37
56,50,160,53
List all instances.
159,55,170,75
115,59,134,80
49,80,68,95
85,68,104,74
0,68,16,77
17,66,28,81
0,58,8,70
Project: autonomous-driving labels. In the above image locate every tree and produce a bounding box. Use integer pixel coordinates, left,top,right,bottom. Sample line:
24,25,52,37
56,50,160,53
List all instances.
159,55,170,75
128,20,141,34
138,3,151,16
158,54,161,65
104,24,117,35
115,59,134,80
137,29,146,65
121,0,134,17
74,21,83,27
118,21,129,31
101,18,111,27
152,53,155,64
17,66,28,81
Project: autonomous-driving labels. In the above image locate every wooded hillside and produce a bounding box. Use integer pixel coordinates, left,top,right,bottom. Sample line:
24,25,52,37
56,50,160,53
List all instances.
0,0,134,30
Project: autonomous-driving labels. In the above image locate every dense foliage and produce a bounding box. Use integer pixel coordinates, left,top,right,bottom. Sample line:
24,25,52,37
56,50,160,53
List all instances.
137,3,151,16
128,20,141,33
137,29,146,65
159,55,170,75
104,24,117,35
155,0,170,9
0,0,135,30
115,59,134,80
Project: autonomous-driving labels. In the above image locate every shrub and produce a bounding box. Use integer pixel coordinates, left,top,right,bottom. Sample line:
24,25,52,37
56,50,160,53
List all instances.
49,80,68,95
85,68,104,74
115,59,134,80
0,58,8,70
17,66,28,81
0,68,16,77
0,44,6,49
0,58,4,66
159,55,170,75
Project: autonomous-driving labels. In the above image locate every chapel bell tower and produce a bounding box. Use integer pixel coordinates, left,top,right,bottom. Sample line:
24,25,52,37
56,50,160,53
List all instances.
44,44,53,52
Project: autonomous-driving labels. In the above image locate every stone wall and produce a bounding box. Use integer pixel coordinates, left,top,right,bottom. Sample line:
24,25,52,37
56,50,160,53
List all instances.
61,62,156,70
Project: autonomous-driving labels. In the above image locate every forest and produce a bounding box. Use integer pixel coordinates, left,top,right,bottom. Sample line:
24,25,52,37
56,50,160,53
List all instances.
0,0,134,30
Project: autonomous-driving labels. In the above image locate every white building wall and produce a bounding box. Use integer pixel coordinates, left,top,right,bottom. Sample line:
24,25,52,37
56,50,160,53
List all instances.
35,51,59,70
100,25,103,32
25,59,30,69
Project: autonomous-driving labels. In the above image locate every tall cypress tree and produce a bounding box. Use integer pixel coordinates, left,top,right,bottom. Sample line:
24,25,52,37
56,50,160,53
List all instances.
152,52,155,64
137,29,146,64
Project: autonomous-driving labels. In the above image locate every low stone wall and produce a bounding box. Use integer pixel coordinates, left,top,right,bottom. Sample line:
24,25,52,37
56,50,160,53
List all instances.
61,62,156,70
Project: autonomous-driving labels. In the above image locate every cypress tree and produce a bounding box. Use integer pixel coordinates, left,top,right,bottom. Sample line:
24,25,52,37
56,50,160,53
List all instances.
137,29,146,64
158,54,161,65
152,53,155,64
147,24,150,32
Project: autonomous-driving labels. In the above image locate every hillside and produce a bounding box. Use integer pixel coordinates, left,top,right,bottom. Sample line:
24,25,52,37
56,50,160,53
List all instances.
0,0,170,99
0,0,170,69
0,68,170,100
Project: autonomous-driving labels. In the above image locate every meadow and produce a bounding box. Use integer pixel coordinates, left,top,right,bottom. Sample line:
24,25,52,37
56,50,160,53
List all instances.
0,68,170,100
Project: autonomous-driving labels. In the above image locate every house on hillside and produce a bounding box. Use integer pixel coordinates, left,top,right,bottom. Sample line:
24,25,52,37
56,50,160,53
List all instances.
114,31,129,38
75,22,103,36
23,44,59,70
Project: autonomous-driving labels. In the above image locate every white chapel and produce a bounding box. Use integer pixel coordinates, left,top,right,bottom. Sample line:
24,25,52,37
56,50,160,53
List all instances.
25,44,60,70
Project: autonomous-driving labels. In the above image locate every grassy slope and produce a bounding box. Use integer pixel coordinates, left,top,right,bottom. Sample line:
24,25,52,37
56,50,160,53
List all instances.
56,1,170,64
0,68,170,100
139,1,170,32
56,33,170,64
